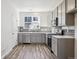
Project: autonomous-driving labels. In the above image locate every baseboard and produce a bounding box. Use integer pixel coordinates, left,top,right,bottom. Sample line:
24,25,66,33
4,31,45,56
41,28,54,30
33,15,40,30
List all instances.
1,43,17,59
1,47,12,59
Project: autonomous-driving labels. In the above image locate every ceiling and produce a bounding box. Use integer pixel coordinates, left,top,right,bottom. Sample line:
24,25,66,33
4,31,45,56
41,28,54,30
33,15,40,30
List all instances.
8,0,63,12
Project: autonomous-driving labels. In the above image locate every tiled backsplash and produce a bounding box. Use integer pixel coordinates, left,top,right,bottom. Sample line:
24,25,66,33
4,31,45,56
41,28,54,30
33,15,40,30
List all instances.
40,26,51,32
18,26,51,32
62,26,75,35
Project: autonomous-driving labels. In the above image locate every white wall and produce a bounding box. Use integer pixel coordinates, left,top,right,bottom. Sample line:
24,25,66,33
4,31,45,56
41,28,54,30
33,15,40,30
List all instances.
19,12,52,27
1,0,18,58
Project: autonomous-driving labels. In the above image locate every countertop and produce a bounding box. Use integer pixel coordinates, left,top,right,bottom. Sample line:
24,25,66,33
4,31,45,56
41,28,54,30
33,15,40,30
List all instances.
18,32,59,34
18,32,61,35
18,32,75,39
52,35,75,39
18,32,48,34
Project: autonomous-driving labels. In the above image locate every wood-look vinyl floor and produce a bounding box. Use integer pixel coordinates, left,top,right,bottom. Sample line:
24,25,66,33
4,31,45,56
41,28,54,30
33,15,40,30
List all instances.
5,44,58,59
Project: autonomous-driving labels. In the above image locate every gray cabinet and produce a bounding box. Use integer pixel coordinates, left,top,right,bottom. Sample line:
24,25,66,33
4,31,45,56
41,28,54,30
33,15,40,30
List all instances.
18,33,30,43
54,8,58,19
52,37,57,56
58,4,62,26
58,0,66,26
52,8,57,20
66,13,75,26
18,33,23,43
52,0,66,26
22,33,30,43
52,7,58,26
52,5,62,26
52,0,76,26
52,10,55,20
41,34,46,43
30,33,46,43
66,0,76,13
30,33,42,43
52,8,58,26
61,0,66,26
18,33,46,43
52,37,74,59
66,0,76,26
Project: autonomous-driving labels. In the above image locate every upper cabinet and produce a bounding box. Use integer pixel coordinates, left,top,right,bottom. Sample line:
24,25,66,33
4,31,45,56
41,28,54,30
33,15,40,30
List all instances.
58,4,62,26
66,13,75,26
58,0,66,26
52,1,66,27
51,8,58,26
61,0,66,26
66,0,76,26
54,7,58,18
66,0,77,13
51,0,76,27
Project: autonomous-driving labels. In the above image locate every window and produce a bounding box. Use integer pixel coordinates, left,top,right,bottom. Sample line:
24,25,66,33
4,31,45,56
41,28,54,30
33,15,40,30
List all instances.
25,17,32,22
33,17,38,21
24,16,40,29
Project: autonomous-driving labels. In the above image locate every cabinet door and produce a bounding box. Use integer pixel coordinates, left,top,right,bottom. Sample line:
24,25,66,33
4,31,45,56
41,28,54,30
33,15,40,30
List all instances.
58,4,62,26
66,13,75,26
52,8,58,26
75,0,77,8
18,33,23,43
22,33,30,43
52,10,56,26
52,37,57,56
41,34,46,43
58,39,74,59
30,33,42,43
66,0,75,12
61,0,66,26
54,8,58,18
52,11,55,20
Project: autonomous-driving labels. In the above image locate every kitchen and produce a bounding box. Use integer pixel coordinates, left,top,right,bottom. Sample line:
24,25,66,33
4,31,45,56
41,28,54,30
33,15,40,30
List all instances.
1,0,77,59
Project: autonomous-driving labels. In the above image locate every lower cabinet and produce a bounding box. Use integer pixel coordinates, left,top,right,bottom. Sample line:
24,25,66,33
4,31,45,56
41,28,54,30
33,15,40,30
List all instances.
52,37,74,59
22,33,30,43
41,34,46,43
52,37,57,56
30,33,42,43
18,33,46,43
